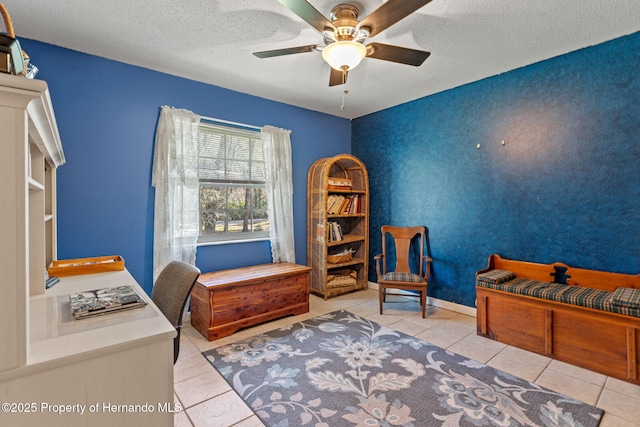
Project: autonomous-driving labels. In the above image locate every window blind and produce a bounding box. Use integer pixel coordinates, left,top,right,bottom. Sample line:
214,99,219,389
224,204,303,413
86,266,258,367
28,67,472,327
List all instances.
198,123,264,184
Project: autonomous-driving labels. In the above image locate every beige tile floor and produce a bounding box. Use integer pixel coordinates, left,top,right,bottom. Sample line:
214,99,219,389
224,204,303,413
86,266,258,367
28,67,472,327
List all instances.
173,289,640,426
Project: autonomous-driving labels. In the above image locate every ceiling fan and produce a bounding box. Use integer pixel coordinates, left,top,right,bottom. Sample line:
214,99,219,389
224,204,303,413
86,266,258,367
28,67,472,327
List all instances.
254,0,432,86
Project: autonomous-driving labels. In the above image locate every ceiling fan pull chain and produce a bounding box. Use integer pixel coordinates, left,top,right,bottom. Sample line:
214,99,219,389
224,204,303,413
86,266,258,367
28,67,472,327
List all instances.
341,89,349,110
340,67,347,110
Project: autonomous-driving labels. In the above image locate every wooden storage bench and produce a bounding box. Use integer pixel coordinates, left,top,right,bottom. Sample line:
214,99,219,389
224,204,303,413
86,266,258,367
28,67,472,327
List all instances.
476,254,640,385
190,262,311,340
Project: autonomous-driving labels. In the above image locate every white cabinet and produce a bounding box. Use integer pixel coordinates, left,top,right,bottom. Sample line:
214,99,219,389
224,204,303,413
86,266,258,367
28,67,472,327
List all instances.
0,74,64,370
0,75,176,426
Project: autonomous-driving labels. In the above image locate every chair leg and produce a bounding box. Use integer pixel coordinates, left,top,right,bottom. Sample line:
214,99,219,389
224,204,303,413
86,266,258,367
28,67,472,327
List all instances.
379,286,384,315
421,290,426,319
173,327,181,364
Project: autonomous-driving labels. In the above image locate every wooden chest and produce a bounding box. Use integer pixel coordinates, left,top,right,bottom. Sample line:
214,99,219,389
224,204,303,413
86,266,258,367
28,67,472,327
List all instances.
190,262,311,340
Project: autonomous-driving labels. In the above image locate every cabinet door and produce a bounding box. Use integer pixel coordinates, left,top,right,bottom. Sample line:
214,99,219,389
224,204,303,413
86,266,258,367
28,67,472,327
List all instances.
0,104,29,370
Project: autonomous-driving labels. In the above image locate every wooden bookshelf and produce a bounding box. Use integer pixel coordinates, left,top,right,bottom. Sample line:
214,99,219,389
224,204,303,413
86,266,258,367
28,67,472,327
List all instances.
307,154,369,299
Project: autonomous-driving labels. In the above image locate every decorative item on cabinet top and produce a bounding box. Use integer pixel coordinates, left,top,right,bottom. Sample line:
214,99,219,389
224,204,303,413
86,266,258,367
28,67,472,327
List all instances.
48,255,125,277
0,2,35,77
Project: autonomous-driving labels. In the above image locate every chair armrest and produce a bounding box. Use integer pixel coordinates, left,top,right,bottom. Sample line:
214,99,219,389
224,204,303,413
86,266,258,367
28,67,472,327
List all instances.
422,256,433,280
374,254,384,279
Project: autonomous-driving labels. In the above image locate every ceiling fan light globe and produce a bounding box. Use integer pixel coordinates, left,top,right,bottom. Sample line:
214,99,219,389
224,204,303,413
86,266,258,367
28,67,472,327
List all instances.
322,41,367,71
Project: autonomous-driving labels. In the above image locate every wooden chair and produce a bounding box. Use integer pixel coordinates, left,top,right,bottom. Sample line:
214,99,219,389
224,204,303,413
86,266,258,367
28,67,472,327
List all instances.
151,261,201,364
375,226,432,318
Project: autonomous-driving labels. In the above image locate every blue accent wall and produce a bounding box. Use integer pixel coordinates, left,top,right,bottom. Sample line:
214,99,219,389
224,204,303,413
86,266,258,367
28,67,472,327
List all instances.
353,32,640,307
21,39,351,295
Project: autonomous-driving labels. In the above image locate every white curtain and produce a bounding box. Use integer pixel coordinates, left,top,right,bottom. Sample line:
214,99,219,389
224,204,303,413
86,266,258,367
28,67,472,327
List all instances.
151,106,201,281
261,126,296,263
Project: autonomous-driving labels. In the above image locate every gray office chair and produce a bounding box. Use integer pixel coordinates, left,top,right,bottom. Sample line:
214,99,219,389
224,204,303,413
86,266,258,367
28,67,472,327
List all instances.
151,261,201,364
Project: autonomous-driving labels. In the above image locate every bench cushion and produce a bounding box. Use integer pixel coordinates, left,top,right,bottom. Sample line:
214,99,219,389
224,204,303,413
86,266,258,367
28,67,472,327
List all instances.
476,269,516,285
611,287,640,309
477,276,640,318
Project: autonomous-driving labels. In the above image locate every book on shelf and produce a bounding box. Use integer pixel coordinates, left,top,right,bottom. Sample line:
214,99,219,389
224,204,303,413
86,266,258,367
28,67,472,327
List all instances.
327,195,345,214
327,221,344,242
327,194,361,214
345,194,360,214
327,177,352,190
326,195,334,213
333,221,343,241
338,196,350,213
45,276,60,289
69,285,147,319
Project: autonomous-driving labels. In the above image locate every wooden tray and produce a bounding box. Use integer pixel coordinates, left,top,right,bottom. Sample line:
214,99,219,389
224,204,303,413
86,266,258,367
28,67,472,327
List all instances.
48,255,125,277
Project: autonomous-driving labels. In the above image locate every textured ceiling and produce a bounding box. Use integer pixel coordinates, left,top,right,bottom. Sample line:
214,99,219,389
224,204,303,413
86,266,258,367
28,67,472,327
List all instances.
3,0,639,119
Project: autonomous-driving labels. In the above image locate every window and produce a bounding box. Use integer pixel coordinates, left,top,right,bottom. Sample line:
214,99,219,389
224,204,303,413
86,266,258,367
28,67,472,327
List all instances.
198,121,269,243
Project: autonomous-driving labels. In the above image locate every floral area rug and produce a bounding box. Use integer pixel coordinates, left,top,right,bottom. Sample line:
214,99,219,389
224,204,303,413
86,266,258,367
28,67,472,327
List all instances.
202,310,604,427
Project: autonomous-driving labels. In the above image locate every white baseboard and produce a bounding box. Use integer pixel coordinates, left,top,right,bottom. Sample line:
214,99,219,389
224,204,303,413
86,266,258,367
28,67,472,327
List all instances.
367,281,477,317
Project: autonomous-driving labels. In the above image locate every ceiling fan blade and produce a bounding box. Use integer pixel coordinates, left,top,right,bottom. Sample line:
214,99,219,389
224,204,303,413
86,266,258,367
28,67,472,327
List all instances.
329,68,348,86
253,45,319,58
277,0,336,33
366,43,430,66
359,0,433,38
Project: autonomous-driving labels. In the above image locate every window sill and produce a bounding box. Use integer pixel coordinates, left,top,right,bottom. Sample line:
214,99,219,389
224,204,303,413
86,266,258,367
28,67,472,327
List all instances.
197,237,270,247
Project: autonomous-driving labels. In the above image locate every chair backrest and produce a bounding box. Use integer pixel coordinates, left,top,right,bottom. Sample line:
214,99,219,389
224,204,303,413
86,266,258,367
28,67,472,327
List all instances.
151,261,201,328
381,225,426,275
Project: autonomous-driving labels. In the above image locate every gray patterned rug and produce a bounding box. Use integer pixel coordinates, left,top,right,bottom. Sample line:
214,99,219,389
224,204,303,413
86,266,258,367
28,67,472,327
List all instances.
203,310,603,427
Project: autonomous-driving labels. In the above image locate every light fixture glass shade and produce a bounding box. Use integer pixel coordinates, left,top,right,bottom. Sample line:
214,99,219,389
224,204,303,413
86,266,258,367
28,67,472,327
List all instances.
322,41,367,71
